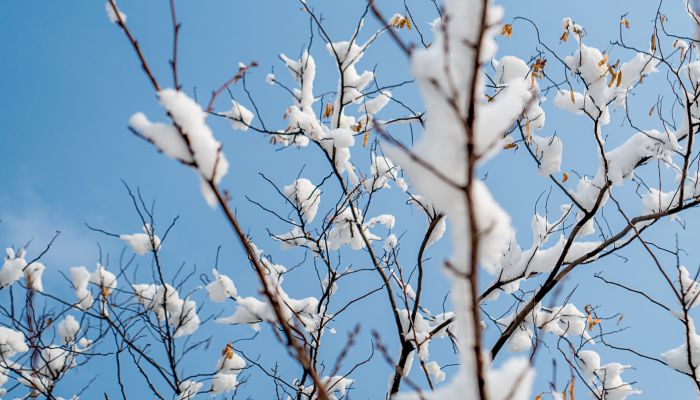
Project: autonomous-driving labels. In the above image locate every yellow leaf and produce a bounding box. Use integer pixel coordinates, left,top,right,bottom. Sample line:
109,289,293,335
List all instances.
570,379,575,400
535,395,543,400
651,34,656,53
560,30,569,42
584,304,591,314
101,286,110,299
391,15,410,29
363,130,370,147
570,89,576,104
501,24,513,38
587,314,602,331
323,102,333,118
620,18,631,29
525,120,532,144
222,342,234,359
503,142,518,150
608,71,617,88
562,172,570,183
616,70,622,87
486,94,495,102
598,54,609,67
533,58,546,71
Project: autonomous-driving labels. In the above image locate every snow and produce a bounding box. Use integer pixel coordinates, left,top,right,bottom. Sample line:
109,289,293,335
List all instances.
555,128,679,237
280,51,316,112
223,100,254,131
70,266,94,310
1,249,44,292
397,309,454,367
531,135,562,176
177,380,203,400
159,88,229,203
640,169,700,217
105,1,126,23
577,349,601,383
475,78,532,160
362,91,392,116
471,181,514,270
275,226,319,251
486,357,535,400
662,318,700,374
555,37,658,127
37,345,75,377
364,155,401,192
206,269,238,303
488,214,601,287
685,61,700,85
24,262,45,292
211,373,239,394
90,264,117,296
278,44,374,183
327,208,384,250
328,127,355,148
211,343,246,394
95,0,692,396
0,248,26,288
492,56,546,135
499,302,595,353
679,266,700,308
284,178,321,223
120,224,161,255
216,296,267,330
562,17,573,31
357,91,392,134
132,283,200,337
553,89,585,115
129,112,193,163
0,327,28,358
673,38,689,54
392,0,537,397
327,40,374,125
384,234,398,251
57,315,80,344
425,361,445,382
426,218,447,247
216,244,326,334
578,350,640,399
300,375,353,400
366,214,396,230
130,88,229,207
605,130,678,186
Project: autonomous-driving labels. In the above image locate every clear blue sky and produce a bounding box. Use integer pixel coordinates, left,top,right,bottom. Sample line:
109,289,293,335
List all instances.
1,0,698,399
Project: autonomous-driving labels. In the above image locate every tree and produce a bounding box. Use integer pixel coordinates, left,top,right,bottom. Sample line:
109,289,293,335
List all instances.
3,0,700,398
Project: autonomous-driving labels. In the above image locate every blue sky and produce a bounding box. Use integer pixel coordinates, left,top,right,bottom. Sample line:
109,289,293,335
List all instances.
1,0,699,399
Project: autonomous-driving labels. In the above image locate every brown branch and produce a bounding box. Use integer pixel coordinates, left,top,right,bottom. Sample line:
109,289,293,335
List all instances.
107,0,160,92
